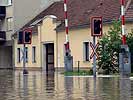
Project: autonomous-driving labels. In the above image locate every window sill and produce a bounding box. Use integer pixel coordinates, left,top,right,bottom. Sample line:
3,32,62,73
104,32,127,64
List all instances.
83,60,90,62
6,30,13,32
32,61,36,63
6,4,12,7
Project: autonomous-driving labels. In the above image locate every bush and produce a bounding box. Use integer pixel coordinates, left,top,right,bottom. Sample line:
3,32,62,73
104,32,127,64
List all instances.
97,20,121,74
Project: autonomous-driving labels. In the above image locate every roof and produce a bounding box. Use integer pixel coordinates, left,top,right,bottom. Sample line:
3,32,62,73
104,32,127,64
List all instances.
21,0,133,31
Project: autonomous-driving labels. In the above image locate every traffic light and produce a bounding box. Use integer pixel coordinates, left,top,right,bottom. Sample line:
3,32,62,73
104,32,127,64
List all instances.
24,29,32,44
91,17,102,36
18,31,23,44
94,19,101,34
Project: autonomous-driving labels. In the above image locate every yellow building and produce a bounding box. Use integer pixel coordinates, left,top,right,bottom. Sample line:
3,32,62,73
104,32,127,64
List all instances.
14,0,133,71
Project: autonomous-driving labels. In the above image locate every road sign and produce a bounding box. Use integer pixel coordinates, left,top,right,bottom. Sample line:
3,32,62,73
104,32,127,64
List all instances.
90,42,99,59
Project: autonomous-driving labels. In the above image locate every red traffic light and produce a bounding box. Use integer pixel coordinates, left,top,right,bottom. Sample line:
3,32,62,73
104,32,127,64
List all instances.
91,17,102,36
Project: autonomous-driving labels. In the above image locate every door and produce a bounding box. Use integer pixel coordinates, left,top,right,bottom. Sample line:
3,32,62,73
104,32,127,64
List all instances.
46,43,54,72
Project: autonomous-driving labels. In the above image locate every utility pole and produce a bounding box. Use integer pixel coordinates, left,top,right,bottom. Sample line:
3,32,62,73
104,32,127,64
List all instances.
18,29,32,74
90,17,102,77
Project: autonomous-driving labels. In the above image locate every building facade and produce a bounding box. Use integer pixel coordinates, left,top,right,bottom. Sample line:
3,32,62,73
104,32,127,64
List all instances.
0,0,61,69
14,0,133,71
0,0,13,68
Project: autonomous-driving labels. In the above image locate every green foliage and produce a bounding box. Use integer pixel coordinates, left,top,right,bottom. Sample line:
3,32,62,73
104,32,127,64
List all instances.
97,20,121,74
127,32,133,73
127,32,133,53
64,70,93,76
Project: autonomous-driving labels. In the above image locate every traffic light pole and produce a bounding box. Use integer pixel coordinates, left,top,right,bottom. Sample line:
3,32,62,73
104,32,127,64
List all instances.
93,36,96,77
91,17,102,77
23,44,28,74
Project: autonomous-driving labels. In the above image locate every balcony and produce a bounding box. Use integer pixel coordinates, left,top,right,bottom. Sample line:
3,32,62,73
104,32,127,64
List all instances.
0,31,6,41
0,6,6,19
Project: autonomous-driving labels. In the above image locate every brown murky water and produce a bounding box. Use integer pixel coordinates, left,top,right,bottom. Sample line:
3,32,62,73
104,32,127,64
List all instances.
0,70,132,100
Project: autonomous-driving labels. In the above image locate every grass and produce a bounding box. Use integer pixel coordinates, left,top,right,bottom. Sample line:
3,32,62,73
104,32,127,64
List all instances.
63,70,93,76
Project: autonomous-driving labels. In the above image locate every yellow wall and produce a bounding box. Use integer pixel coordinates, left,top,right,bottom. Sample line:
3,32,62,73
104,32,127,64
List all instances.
40,17,57,70
14,16,133,70
57,25,111,68
14,16,57,70
14,34,40,68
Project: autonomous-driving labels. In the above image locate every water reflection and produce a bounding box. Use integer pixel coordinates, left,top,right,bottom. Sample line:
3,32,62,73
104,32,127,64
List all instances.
45,72,55,98
93,78,97,100
0,70,132,100
0,70,14,100
64,77,73,100
23,75,29,100
120,77,131,100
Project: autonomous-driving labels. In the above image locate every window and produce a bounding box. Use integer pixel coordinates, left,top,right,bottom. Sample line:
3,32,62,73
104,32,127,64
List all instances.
8,0,12,5
83,42,89,61
7,17,13,31
25,47,28,62
17,48,20,63
32,46,36,63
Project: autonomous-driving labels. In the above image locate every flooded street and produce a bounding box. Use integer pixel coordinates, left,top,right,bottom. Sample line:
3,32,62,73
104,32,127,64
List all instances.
0,70,133,100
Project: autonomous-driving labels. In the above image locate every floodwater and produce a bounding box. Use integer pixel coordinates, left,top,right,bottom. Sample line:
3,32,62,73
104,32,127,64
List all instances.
0,70,133,100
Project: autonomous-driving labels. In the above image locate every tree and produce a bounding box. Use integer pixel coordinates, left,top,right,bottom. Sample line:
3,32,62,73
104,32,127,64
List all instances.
127,31,133,73
97,20,121,74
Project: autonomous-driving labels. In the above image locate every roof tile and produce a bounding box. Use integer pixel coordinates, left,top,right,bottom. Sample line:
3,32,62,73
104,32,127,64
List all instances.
22,0,133,30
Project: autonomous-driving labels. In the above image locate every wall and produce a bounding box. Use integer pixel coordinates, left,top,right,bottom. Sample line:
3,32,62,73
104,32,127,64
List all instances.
14,16,57,69
6,5,13,40
57,24,111,69
14,16,133,70
14,34,41,68
40,17,57,70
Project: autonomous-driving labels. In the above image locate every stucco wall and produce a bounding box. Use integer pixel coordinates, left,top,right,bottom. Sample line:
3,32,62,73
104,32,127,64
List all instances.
14,34,40,68
40,17,57,70
14,17,57,69
14,16,133,70
57,24,111,68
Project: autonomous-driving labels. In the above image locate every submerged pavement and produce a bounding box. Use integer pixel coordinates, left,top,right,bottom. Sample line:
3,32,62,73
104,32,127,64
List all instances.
0,70,132,100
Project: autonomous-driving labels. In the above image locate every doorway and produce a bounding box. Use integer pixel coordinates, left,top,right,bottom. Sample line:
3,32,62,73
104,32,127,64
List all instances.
45,43,54,72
